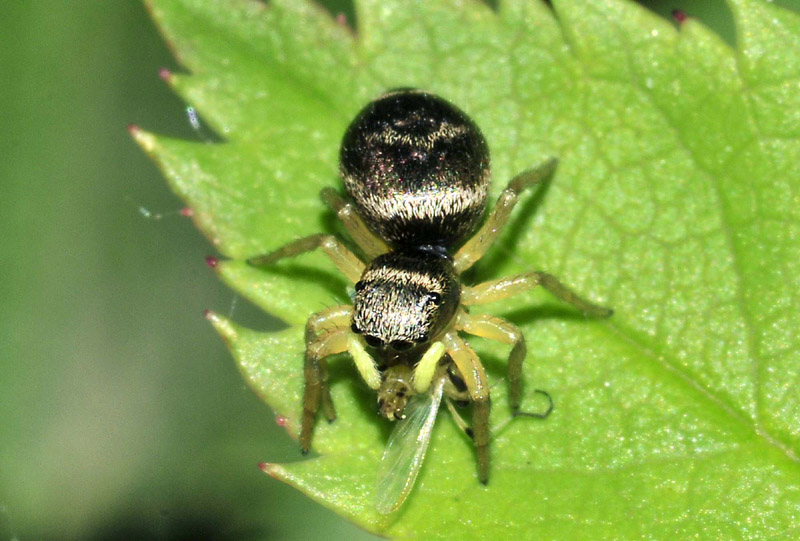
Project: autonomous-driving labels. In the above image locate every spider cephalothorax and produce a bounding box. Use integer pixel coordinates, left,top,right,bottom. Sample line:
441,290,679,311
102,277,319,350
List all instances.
350,250,460,351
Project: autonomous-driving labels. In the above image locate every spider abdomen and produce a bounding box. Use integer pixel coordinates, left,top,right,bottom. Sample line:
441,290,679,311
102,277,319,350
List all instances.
340,89,490,251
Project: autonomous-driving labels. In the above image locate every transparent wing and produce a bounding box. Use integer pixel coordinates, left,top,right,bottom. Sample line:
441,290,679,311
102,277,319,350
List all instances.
375,375,445,514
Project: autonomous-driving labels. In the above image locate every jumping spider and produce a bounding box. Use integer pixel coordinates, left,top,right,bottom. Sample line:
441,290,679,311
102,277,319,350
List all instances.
248,89,611,489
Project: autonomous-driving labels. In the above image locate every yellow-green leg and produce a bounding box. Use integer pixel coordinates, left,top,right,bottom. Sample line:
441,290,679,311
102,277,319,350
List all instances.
462,271,613,317
455,311,555,419
456,311,526,413
441,331,492,484
411,341,447,394
453,158,558,273
320,187,388,259
443,396,473,437
248,233,365,283
301,328,350,453
305,306,353,422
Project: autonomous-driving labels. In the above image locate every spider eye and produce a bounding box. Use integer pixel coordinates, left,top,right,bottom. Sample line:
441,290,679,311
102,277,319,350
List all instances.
354,280,366,292
350,322,361,334
390,339,413,351
415,333,430,344
428,292,442,305
364,335,384,348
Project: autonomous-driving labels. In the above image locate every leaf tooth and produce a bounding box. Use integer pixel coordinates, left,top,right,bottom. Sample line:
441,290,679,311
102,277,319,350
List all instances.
204,309,241,346
128,125,157,154
259,461,284,478
205,313,307,428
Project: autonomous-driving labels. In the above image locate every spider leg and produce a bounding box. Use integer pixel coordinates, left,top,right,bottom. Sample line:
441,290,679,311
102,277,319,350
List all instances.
345,334,381,390
411,341,447,393
301,311,381,454
321,187,388,258
440,359,475,437
305,306,353,421
454,311,555,419
453,158,558,273
302,327,350,453
441,331,492,484
444,397,473,438
462,271,613,317
456,311,528,413
248,234,365,283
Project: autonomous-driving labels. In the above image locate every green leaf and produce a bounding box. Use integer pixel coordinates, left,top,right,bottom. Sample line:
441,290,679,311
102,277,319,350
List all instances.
136,0,800,537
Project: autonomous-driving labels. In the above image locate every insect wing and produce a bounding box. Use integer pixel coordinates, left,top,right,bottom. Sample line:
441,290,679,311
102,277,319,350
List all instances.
375,376,445,514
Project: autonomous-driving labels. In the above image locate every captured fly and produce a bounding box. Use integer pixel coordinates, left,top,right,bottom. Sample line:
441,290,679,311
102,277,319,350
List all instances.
375,369,447,514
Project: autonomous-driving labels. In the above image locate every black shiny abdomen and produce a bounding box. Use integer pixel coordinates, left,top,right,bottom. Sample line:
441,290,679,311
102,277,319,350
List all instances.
340,89,490,250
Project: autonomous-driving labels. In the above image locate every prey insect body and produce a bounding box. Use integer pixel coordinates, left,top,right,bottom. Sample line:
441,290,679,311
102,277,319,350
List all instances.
375,364,448,514
376,358,483,514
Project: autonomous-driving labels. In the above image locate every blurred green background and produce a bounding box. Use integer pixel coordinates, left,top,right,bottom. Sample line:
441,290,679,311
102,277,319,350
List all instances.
1,1,797,539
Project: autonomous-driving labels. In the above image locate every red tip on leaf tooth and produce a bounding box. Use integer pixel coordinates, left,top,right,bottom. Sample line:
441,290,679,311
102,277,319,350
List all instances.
203,309,214,319
127,124,140,134
159,68,172,81
672,9,688,24
180,207,194,217
205,255,219,268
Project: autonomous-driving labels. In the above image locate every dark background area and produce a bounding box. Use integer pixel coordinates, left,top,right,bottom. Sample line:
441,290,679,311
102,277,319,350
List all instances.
1,1,796,539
